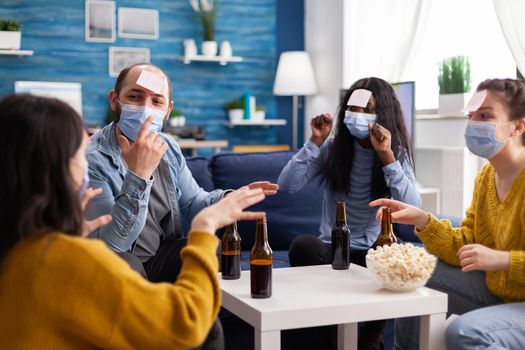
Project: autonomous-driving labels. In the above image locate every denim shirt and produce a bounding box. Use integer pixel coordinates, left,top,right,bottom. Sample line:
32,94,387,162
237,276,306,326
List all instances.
85,123,224,252
278,138,421,250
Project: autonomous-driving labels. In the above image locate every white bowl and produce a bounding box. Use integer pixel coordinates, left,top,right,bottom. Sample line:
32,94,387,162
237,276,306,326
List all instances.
365,243,437,292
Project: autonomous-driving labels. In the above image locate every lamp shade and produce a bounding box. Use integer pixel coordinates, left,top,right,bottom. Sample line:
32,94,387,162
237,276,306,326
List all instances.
273,51,317,96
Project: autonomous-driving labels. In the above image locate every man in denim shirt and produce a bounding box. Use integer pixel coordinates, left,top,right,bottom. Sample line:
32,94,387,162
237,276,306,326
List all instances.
85,63,277,349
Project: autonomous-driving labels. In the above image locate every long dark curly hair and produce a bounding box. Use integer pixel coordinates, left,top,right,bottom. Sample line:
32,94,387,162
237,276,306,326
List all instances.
322,77,413,199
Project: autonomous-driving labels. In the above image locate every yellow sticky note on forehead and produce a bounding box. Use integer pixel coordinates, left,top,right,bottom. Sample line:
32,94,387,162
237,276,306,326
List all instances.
136,70,164,94
461,90,487,113
347,89,372,107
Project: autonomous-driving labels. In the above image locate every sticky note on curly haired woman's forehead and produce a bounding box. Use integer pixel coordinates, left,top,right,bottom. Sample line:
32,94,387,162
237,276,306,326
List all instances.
461,90,488,113
347,89,372,107
136,70,164,94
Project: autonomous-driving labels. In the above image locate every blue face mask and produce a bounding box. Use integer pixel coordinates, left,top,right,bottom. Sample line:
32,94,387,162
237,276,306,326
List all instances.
343,111,377,139
464,120,507,159
117,103,166,141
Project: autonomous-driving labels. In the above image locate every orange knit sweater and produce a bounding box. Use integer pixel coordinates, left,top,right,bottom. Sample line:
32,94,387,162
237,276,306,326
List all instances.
418,164,525,302
0,231,220,349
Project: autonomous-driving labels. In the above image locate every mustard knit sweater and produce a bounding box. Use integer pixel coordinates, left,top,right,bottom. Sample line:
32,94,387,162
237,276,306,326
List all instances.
418,164,525,302
0,231,220,349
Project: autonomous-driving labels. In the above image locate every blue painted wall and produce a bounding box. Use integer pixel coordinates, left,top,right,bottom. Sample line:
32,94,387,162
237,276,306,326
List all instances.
0,0,283,154
275,0,304,147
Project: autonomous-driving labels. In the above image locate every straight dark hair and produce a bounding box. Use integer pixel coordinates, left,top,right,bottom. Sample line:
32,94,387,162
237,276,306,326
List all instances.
323,77,413,199
0,94,85,264
477,78,525,145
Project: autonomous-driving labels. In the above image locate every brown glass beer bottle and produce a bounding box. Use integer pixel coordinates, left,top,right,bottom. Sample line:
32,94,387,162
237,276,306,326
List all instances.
332,202,350,270
374,207,398,247
221,222,241,280
250,217,272,298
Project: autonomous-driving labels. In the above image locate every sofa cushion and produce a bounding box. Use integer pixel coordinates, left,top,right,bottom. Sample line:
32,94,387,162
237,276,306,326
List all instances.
185,156,214,192
210,151,323,251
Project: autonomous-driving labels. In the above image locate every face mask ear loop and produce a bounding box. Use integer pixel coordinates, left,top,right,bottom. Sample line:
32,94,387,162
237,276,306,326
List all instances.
501,120,519,143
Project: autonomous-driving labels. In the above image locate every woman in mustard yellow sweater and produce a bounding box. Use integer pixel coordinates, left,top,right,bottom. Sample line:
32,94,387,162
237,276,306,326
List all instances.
371,78,525,350
0,94,266,349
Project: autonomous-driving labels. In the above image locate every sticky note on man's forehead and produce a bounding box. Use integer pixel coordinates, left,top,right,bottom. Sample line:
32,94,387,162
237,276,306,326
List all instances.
136,70,164,94
347,89,372,107
461,90,488,113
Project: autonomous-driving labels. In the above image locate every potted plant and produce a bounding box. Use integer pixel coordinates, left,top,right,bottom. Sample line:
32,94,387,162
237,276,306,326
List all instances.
189,0,217,57
254,106,266,122
169,109,186,127
0,19,21,50
437,55,471,115
225,99,244,122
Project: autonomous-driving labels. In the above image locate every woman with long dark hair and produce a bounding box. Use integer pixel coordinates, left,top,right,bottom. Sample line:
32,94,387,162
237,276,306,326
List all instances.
0,94,266,349
278,77,421,349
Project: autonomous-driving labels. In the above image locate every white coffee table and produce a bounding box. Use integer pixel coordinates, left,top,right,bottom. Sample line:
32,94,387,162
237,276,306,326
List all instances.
219,264,447,350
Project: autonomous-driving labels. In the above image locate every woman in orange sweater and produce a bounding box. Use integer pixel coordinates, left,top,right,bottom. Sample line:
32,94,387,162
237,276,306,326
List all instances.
371,79,525,349
0,93,266,349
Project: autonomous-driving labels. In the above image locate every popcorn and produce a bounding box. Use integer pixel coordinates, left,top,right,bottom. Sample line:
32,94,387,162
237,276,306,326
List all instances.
365,243,437,292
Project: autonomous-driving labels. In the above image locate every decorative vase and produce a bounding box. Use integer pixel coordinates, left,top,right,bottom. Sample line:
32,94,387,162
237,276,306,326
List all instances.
183,39,197,58
220,40,232,58
438,93,469,115
202,41,218,57
253,110,265,122
169,116,186,127
0,31,21,50
228,109,244,122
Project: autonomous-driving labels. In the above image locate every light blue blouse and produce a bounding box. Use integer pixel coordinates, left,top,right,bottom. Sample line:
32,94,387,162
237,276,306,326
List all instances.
278,138,421,250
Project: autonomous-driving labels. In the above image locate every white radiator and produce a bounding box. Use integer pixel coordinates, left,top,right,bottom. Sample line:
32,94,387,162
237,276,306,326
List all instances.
415,147,483,218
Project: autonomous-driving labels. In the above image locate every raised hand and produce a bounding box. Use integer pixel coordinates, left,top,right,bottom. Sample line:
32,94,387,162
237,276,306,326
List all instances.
117,116,168,180
369,198,430,231
368,123,395,164
457,244,511,272
310,113,333,146
80,188,112,237
191,187,266,234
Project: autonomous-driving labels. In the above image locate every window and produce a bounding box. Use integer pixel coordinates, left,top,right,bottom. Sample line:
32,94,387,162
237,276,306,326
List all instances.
405,0,516,111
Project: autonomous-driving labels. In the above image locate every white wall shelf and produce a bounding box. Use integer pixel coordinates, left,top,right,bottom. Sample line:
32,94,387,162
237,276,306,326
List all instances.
226,119,287,128
0,49,34,56
181,55,243,65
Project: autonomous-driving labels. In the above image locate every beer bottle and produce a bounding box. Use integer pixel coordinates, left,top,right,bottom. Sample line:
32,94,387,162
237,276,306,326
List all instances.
332,202,350,270
221,222,241,280
374,207,398,247
250,217,272,298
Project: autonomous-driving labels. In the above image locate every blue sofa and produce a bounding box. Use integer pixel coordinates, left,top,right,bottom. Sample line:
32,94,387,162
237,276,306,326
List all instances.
186,150,325,269
185,151,431,266
185,150,461,350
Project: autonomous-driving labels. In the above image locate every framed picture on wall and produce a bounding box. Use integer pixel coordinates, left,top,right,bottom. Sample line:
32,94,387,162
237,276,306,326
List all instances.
85,0,116,42
118,7,159,40
108,47,150,77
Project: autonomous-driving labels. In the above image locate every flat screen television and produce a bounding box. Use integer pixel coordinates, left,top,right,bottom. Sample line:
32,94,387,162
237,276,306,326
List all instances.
340,81,416,151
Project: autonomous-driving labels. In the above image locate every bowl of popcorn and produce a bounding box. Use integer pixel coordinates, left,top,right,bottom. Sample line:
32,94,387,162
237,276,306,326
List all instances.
365,243,437,292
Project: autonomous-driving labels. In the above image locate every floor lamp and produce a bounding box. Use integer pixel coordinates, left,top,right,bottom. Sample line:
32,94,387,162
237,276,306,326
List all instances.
273,51,317,149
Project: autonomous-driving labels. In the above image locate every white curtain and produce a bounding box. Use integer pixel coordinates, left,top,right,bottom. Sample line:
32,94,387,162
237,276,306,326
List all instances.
493,0,525,76
343,0,434,86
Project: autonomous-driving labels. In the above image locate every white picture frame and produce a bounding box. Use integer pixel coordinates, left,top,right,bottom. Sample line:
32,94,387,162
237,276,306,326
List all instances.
85,0,116,43
108,47,150,77
118,7,159,40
